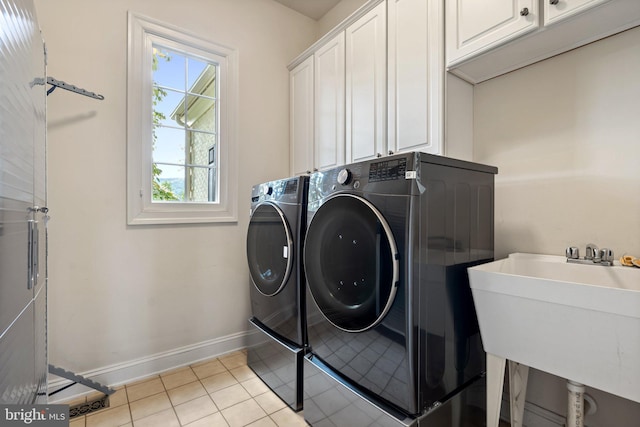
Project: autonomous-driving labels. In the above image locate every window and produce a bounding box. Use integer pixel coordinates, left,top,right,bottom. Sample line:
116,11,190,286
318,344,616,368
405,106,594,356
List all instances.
127,13,238,224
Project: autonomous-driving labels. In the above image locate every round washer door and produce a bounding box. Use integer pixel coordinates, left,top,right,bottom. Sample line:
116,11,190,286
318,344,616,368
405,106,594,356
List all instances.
246,202,293,296
304,194,399,332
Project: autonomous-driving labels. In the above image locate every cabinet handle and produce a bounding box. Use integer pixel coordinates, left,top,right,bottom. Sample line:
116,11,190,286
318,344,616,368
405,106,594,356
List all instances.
520,7,529,16
27,220,38,290
376,153,382,158
313,168,318,172
388,150,394,155
306,170,311,174
29,206,48,214
550,0,559,4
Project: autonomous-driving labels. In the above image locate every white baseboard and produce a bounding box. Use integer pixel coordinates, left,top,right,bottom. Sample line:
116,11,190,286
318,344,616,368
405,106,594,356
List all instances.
48,328,261,403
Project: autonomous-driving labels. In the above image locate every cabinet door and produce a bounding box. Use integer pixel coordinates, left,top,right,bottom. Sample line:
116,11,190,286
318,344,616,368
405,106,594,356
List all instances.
446,0,539,66
314,32,345,171
388,0,443,155
544,0,610,26
290,56,314,176
345,1,386,164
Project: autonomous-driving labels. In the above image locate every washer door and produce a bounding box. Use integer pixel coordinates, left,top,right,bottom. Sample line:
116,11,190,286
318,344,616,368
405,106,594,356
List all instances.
304,194,399,332
247,202,293,296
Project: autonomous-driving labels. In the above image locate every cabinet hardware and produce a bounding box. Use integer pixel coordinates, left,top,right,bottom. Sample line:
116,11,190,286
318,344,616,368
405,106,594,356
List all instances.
520,7,529,16
550,0,559,4
28,206,48,214
388,150,394,155
27,220,39,290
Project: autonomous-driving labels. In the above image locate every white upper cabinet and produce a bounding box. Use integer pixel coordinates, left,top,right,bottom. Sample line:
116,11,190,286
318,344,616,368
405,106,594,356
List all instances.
289,0,446,176
290,55,314,176
446,0,539,66
544,0,609,26
388,0,443,155
345,1,387,164
314,32,345,171
446,0,640,83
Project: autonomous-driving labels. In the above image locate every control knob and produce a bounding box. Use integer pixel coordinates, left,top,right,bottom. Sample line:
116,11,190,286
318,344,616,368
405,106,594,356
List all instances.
337,168,352,185
263,186,273,196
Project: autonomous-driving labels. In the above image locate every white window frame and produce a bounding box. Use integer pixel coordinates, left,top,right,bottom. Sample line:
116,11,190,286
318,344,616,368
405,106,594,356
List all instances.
127,12,238,225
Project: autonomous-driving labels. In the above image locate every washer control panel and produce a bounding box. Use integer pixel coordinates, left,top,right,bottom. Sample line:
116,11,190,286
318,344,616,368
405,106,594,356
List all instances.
368,158,408,182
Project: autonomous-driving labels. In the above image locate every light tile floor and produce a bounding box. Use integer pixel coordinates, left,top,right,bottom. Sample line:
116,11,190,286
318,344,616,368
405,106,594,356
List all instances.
65,350,308,427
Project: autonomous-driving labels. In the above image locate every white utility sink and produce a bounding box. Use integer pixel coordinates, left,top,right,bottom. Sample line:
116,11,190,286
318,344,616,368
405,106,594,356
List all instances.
468,253,640,426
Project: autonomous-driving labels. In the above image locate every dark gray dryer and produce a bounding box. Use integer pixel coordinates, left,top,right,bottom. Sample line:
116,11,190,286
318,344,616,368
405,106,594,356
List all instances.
246,175,308,411
303,152,497,426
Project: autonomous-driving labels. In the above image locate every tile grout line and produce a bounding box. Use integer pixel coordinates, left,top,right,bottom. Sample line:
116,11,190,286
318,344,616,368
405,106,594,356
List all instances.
159,370,183,427
125,385,133,427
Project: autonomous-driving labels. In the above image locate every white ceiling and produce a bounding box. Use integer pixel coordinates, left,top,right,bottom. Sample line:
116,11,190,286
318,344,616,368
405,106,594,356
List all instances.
272,0,342,20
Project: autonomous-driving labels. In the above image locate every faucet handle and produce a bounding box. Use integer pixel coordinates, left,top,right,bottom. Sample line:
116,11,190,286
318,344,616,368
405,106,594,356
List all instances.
600,248,614,263
566,246,580,259
585,243,599,260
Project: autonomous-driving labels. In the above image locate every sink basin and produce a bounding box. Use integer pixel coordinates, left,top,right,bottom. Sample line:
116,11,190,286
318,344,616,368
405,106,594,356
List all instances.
468,253,640,403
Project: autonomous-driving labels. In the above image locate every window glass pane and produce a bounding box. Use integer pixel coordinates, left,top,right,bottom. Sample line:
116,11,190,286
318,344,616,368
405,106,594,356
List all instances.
187,166,213,202
186,131,215,166
202,73,216,98
153,88,185,127
208,148,218,202
188,63,216,98
185,95,216,132
187,57,207,88
153,126,185,164
152,46,185,91
153,164,185,201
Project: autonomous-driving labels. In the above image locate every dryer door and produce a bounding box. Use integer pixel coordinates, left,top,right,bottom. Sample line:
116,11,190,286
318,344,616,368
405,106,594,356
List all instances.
304,194,399,332
247,202,293,296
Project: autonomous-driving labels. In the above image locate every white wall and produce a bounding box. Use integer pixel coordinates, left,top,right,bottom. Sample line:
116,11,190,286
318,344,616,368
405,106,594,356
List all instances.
445,73,474,161
474,26,640,426
475,27,640,260
35,0,316,384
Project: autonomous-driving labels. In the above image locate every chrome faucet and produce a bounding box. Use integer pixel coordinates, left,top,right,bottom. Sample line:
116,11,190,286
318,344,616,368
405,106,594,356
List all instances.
585,243,600,262
566,244,614,266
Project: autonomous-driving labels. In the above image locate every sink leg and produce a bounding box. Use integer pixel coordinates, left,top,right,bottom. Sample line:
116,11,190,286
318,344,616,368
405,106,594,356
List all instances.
486,353,506,427
567,380,585,427
508,361,529,427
